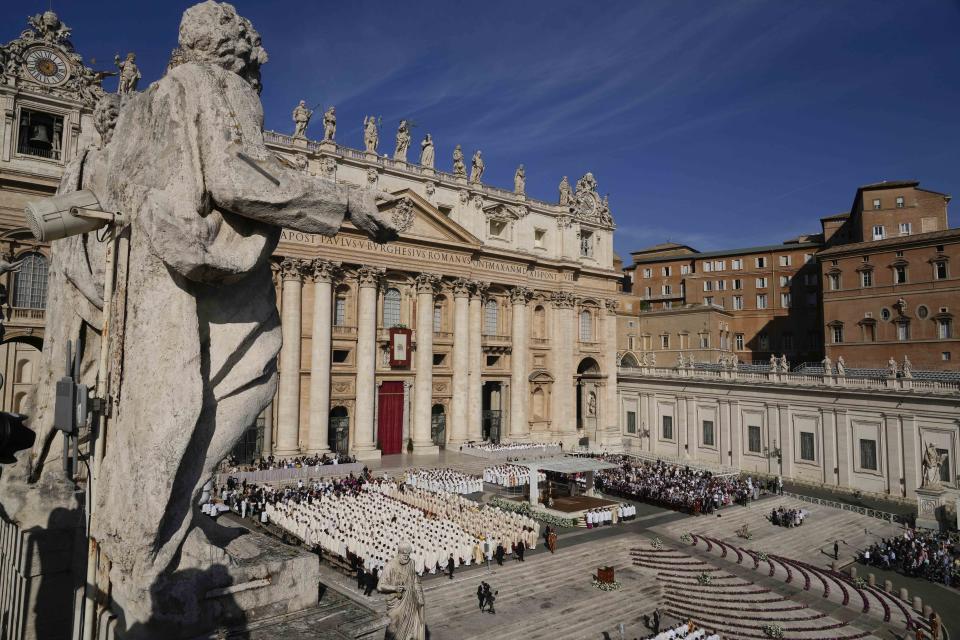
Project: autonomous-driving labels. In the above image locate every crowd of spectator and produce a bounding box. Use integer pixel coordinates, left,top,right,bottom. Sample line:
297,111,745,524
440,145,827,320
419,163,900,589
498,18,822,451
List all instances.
222,452,356,472
769,505,806,527
860,529,959,587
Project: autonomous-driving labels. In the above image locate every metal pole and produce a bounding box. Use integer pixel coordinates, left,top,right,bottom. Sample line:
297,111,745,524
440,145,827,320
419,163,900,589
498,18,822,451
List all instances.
80,227,118,640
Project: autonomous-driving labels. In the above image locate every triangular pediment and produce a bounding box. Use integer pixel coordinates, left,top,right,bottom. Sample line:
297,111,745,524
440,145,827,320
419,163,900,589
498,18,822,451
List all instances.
377,189,481,247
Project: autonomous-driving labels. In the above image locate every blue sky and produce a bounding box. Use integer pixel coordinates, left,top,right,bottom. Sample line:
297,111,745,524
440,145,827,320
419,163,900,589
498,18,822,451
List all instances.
7,1,959,259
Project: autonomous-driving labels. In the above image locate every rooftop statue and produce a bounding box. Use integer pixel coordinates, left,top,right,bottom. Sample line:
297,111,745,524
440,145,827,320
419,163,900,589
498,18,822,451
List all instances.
394,119,411,162
469,149,484,183
419,133,434,169
558,176,572,205
514,164,525,195
322,105,336,141
363,115,380,153
115,52,141,94
292,99,312,138
452,144,466,178
5,1,395,632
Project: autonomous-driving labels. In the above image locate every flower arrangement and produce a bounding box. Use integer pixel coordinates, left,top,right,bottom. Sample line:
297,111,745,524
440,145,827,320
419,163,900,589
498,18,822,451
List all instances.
651,537,664,550
488,496,579,528
696,572,713,586
853,577,868,590
680,533,692,544
763,623,784,638
592,576,622,591
757,551,769,562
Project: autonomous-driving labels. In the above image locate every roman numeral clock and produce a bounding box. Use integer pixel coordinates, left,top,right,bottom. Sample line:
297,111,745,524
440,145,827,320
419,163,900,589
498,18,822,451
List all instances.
23,46,70,86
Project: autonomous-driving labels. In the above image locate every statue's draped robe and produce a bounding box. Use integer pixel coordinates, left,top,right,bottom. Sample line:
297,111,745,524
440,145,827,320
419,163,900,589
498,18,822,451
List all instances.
381,559,425,640
24,60,387,623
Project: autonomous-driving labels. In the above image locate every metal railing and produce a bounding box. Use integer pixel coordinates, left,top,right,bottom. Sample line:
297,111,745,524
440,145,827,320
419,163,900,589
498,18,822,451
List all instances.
782,491,907,525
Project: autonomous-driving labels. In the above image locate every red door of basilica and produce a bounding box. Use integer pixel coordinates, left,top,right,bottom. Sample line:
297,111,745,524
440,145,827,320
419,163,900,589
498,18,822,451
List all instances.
377,381,404,455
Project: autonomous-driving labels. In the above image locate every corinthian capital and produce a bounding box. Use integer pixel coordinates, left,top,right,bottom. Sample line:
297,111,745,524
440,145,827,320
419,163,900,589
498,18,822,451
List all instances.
551,291,576,309
451,277,473,298
472,281,490,299
414,272,442,294
356,266,385,288
279,257,308,281
311,259,342,283
510,286,532,305
605,298,619,315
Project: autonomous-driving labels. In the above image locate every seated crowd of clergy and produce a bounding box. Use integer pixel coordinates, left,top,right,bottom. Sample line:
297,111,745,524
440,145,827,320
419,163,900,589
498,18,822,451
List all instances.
404,468,483,494
223,452,356,472
593,456,753,515
483,464,546,487
461,441,562,453
644,622,720,640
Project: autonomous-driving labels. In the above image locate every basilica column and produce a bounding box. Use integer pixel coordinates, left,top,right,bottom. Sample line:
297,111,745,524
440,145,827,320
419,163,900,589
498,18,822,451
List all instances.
467,282,487,442
413,273,441,453
275,258,307,456
305,260,341,453
353,266,384,460
602,299,620,447
509,287,531,440
449,279,472,446
550,292,577,445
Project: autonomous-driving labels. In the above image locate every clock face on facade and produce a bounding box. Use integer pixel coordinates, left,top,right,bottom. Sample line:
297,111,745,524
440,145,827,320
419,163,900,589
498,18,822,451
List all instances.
24,47,70,86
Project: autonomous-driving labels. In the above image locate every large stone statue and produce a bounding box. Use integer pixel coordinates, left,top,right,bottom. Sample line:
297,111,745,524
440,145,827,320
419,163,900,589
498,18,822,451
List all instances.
292,99,312,138
5,2,395,633
888,356,898,378
364,115,380,153
378,542,426,640
902,355,914,378
452,144,466,178
114,52,141,94
514,164,525,195
322,105,336,141
469,149,484,183
559,175,572,205
419,133,434,168
921,443,946,489
836,356,845,376
394,119,411,162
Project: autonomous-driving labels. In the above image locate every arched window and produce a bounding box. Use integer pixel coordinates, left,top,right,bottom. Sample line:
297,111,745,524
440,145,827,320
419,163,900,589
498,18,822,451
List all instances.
579,309,593,341
13,252,48,309
533,305,546,338
483,299,498,335
383,288,401,327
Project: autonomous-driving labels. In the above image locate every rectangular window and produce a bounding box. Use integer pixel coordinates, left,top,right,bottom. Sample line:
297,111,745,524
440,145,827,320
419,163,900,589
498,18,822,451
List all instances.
580,230,594,257
859,439,878,471
334,298,347,326
938,319,952,339
735,333,744,350
732,279,742,290
703,262,713,273
644,286,652,297
779,275,791,287
643,268,652,278
828,274,840,290
943,351,952,361
755,257,767,268
681,265,690,275
534,228,546,248
756,277,767,288
703,281,713,292
781,293,791,308
733,295,743,310
895,265,907,284
662,284,672,295
935,261,947,280
702,420,715,446
662,415,673,440
748,425,761,453
759,333,769,350
864,323,876,342
433,306,442,331
489,219,509,239
714,260,725,271
896,196,905,208
804,253,813,263
873,198,881,210
899,222,911,236
800,432,816,461
872,225,885,240
832,326,843,343
663,266,672,276
704,296,714,306
732,259,742,270
779,255,791,267
17,109,65,161
716,280,726,291
938,449,951,483
756,294,768,309
661,334,670,349
861,271,873,287
626,411,637,434
699,334,710,348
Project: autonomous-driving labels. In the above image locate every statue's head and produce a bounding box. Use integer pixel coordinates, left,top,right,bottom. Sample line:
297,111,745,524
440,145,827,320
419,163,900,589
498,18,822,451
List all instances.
42,11,60,30
178,1,268,94
397,541,412,565
126,52,136,62
94,94,121,146
298,100,306,107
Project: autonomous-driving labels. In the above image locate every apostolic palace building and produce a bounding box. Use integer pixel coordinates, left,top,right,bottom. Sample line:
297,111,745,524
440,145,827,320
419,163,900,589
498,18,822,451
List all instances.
0,11,958,510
